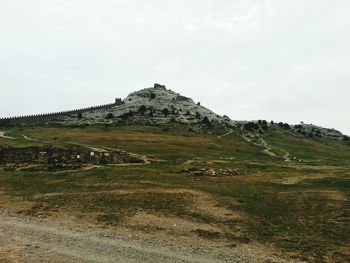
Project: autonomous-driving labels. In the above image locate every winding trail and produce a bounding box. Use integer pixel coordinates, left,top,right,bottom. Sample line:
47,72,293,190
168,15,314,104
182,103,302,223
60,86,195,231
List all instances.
0,131,14,139
21,134,52,144
257,138,277,157
241,134,290,161
281,149,290,161
4,131,156,165
218,129,234,139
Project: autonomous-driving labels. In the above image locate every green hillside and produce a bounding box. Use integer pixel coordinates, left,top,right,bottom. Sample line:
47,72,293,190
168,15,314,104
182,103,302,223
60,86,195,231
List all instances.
0,125,349,262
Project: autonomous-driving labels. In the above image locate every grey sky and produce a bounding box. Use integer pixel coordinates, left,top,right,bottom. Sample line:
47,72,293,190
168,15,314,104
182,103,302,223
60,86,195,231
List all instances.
1,0,349,134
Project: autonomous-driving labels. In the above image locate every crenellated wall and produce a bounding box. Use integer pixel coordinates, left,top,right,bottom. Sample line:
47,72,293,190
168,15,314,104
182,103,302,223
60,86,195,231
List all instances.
0,101,122,125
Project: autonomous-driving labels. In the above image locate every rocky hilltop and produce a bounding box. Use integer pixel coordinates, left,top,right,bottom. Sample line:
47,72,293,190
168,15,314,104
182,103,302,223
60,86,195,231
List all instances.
1,84,235,131
0,84,348,140
70,84,235,130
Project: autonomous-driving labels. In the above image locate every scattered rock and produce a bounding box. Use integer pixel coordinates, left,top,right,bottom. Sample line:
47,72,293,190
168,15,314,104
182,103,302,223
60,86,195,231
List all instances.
185,168,247,177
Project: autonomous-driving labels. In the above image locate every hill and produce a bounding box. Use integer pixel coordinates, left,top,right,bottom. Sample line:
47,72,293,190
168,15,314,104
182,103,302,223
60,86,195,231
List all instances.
1,84,348,140
0,84,234,130
0,85,349,262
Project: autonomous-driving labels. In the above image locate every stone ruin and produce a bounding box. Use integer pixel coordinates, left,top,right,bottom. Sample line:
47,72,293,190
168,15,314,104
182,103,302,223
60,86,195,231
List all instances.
185,168,247,177
0,145,144,171
153,83,166,89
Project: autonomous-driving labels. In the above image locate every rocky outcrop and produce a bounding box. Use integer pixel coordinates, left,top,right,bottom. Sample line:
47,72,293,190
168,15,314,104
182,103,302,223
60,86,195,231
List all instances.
0,84,237,131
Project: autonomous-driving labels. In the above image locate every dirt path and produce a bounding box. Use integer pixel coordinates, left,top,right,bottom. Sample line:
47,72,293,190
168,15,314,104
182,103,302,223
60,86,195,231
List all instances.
0,131,14,139
257,138,277,157
218,129,233,139
241,135,291,161
20,134,52,144
19,133,154,164
281,148,290,161
0,211,300,263
0,212,218,262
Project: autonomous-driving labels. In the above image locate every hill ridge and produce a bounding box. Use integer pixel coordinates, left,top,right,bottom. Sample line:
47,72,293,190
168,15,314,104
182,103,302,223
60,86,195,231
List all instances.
0,84,348,139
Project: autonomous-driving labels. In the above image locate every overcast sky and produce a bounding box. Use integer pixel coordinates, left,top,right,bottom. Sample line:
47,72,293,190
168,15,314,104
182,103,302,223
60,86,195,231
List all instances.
0,0,349,134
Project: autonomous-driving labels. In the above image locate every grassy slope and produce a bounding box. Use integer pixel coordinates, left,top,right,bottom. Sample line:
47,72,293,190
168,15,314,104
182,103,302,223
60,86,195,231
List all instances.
9,126,277,163
264,127,350,165
0,125,349,262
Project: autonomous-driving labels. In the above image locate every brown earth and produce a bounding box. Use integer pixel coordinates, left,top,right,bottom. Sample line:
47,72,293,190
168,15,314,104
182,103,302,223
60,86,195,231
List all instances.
0,189,303,263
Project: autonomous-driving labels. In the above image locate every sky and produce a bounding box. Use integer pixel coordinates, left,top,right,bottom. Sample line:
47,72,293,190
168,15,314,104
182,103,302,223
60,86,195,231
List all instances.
0,0,349,134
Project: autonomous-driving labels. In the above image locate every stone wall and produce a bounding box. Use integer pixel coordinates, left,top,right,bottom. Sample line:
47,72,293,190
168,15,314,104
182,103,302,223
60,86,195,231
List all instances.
0,102,118,126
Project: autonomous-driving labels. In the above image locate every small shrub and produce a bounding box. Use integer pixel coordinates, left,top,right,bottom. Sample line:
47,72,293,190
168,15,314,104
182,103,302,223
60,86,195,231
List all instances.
283,123,290,129
202,116,210,124
138,105,147,114
162,108,169,116
105,113,114,119
244,122,259,131
121,111,133,120
202,116,212,128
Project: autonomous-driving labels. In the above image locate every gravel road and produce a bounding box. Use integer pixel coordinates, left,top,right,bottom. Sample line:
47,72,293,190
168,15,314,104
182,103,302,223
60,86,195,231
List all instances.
0,212,246,263
0,211,303,263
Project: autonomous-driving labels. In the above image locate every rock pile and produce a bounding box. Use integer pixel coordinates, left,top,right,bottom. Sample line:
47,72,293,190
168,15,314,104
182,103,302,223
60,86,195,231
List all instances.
185,168,247,177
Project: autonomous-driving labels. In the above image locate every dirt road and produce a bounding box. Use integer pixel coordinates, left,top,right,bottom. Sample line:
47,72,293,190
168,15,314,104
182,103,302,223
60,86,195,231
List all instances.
0,212,217,262
0,211,301,263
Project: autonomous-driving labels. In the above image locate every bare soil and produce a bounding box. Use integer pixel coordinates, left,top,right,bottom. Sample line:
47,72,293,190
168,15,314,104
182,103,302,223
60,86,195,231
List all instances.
0,191,303,263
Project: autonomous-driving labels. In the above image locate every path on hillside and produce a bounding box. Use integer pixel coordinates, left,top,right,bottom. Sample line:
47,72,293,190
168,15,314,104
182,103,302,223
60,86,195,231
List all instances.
281,149,290,161
0,131,14,139
20,133,154,164
0,211,298,263
242,134,290,161
21,134,52,144
257,138,277,157
218,129,234,139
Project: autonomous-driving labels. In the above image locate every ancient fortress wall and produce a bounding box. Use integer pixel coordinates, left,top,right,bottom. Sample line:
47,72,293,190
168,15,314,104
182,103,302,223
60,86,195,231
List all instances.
0,102,118,125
